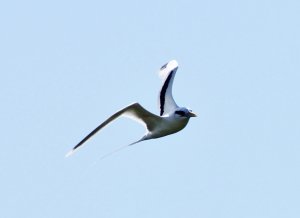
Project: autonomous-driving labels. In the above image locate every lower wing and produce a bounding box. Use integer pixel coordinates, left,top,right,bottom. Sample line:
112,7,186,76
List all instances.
66,102,162,157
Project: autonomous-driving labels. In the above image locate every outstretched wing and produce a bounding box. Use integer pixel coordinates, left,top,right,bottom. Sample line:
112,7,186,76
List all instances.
66,102,162,156
158,60,179,116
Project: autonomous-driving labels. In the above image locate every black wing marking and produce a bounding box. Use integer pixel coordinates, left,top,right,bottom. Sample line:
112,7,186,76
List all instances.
160,70,174,116
158,60,179,116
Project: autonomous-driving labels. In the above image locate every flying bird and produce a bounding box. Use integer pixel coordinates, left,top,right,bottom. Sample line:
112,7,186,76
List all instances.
66,60,196,157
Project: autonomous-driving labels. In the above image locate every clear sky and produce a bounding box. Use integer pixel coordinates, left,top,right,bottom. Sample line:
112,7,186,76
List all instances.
1,0,299,217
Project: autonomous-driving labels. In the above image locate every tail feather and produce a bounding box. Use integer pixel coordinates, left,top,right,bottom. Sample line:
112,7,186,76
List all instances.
99,136,147,160
66,135,148,160
128,136,147,146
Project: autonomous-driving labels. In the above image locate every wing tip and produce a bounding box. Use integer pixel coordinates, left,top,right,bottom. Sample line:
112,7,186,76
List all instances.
159,60,178,78
160,60,178,70
65,149,75,158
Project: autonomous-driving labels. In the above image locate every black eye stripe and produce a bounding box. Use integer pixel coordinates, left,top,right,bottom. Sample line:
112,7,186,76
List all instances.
175,111,185,116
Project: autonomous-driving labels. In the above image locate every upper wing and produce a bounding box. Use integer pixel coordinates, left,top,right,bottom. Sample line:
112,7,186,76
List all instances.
158,60,179,116
66,102,162,156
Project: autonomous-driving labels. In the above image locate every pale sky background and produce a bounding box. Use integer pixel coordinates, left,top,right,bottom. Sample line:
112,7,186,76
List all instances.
1,0,300,217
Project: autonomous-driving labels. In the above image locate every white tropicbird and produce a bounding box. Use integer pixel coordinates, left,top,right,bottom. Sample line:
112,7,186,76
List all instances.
66,60,196,157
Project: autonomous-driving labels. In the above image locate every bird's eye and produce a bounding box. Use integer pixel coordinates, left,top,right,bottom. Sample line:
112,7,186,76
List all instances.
175,111,186,116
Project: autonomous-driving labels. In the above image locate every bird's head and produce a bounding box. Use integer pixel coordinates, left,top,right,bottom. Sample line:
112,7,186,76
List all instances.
174,107,197,118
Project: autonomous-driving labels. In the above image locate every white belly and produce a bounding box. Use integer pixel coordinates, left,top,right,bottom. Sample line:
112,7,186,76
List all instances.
149,117,190,139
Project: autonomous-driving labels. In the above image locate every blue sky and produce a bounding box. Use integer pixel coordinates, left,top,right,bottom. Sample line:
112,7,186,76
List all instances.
1,0,299,217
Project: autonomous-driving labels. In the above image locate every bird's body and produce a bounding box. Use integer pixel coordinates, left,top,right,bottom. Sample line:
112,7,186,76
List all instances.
144,110,190,139
66,60,196,157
